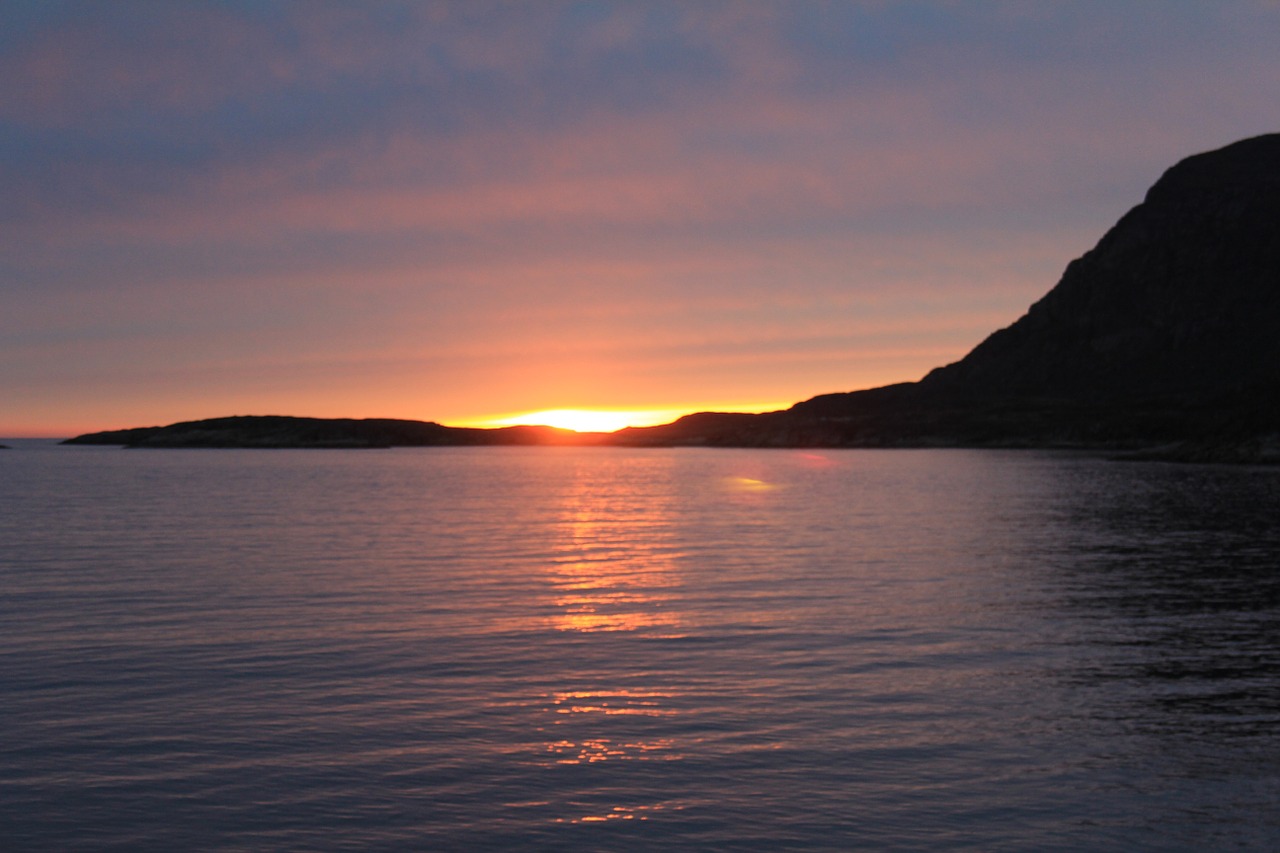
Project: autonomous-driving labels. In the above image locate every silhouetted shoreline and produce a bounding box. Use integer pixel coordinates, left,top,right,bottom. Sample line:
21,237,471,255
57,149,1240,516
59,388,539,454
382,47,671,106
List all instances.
63,135,1280,463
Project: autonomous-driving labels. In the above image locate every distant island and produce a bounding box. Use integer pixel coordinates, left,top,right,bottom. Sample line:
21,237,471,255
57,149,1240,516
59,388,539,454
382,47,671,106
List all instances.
64,134,1280,462
61,416,608,450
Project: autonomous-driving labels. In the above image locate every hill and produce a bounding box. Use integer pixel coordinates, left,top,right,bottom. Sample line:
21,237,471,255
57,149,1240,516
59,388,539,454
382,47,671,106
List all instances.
62,415,601,448
615,134,1280,461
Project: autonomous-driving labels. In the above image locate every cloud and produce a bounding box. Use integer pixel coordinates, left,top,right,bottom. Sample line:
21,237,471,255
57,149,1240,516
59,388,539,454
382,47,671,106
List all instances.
7,1,1279,248
4,1,1280,433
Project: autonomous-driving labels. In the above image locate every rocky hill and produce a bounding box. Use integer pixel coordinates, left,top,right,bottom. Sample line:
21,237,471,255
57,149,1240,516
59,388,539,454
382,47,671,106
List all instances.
918,133,1280,402
616,134,1280,460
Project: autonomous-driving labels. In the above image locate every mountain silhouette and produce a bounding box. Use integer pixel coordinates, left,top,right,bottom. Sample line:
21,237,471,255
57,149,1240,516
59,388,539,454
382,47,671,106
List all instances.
62,416,603,449
66,135,1280,460
617,134,1280,460
918,133,1280,401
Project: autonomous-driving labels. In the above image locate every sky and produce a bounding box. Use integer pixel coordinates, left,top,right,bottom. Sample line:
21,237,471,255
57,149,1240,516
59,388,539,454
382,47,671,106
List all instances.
4,1,1280,436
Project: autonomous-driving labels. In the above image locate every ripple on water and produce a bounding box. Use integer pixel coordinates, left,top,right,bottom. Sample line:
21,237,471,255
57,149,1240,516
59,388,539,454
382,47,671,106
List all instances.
2,446,1279,850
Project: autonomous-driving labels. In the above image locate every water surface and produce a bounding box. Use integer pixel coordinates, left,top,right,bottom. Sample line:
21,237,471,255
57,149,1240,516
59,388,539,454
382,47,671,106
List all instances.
2,443,1278,850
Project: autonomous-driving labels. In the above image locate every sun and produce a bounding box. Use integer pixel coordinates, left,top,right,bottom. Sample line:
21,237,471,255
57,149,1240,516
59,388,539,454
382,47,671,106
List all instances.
459,401,792,434
488,409,685,433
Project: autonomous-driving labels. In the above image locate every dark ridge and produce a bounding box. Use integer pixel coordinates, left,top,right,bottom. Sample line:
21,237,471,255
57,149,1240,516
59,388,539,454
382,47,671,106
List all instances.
667,133,1280,460
611,411,783,446
915,133,1280,403
62,415,604,449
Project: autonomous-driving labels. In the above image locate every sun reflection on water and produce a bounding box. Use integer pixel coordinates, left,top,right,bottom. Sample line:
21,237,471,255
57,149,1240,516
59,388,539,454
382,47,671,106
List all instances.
545,479,686,636
545,736,682,765
530,461,692,826
554,803,676,824
550,689,678,717
724,475,778,492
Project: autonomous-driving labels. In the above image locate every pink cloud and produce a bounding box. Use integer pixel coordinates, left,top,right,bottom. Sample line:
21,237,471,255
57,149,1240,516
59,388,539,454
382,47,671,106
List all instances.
8,2,1280,436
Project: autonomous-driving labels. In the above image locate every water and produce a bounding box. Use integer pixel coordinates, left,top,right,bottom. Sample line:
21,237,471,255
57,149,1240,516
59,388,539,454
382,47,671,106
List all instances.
2,442,1278,851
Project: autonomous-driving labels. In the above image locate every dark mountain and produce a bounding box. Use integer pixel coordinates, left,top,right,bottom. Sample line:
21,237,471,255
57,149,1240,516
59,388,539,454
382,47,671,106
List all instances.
918,133,1280,402
617,134,1280,460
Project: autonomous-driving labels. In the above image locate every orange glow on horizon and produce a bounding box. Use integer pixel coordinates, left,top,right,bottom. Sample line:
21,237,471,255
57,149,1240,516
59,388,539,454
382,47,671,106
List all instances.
458,402,789,433
493,408,682,433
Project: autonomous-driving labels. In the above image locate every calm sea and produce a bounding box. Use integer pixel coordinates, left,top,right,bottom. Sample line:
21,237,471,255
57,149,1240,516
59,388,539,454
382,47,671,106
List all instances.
2,441,1278,851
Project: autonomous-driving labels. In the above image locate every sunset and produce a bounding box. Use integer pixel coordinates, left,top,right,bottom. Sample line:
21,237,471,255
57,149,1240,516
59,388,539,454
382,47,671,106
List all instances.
4,2,1280,436
5,3,1280,851
484,408,701,432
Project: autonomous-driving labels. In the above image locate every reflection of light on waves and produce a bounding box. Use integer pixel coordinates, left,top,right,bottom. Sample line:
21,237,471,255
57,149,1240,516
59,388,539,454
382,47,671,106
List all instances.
550,689,677,717
546,734,681,764
725,475,776,492
547,501,685,636
539,688,686,823
539,467,690,824
554,803,673,824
